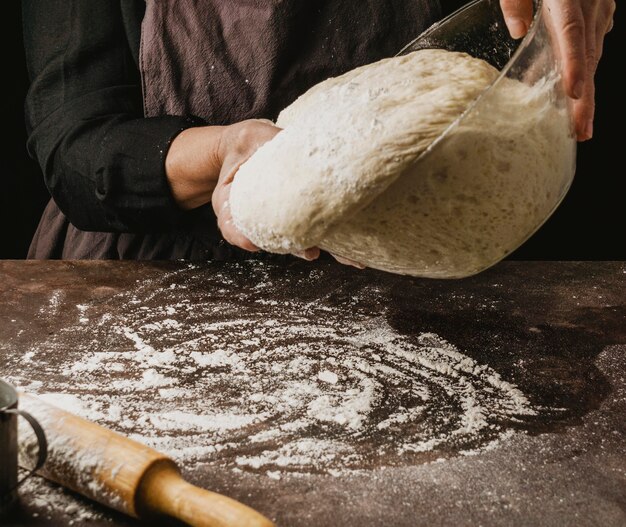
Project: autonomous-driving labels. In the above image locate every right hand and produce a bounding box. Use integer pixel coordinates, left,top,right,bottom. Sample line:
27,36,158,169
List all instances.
500,0,616,141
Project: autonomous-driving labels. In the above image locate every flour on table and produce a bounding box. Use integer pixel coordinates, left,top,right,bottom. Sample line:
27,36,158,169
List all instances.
8,263,539,482
19,476,104,525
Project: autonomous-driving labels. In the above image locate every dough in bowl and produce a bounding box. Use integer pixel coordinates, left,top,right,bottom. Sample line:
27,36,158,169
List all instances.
229,49,574,277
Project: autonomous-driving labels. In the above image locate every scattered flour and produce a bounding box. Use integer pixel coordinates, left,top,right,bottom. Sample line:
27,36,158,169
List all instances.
8,263,538,480
318,370,339,384
39,290,64,316
6,262,544,522
19,476,105,525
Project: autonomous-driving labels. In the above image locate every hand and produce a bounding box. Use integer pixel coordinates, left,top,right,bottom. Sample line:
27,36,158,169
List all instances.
499,0,616,141
167,120,366,268
165,119,280,251
211,120,282,251
213,124,366,267
293,247,366,269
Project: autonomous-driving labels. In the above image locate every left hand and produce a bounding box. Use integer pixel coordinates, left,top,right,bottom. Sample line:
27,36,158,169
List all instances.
499,0,616,141
292,247,366,269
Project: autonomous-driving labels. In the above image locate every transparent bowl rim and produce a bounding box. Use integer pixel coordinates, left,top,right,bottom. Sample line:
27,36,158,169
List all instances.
396,0,546,164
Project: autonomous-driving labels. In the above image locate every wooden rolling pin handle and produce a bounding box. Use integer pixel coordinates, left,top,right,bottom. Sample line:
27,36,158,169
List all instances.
19,393,274,527
137,459,275,527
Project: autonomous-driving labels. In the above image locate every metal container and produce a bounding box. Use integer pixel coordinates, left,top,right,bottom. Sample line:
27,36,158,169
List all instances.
0,380,47,517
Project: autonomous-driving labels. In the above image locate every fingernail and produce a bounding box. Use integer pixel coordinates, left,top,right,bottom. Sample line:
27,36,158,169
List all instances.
584,120,593,140
295,248,318,261
507,18,527,39
573,80,584,99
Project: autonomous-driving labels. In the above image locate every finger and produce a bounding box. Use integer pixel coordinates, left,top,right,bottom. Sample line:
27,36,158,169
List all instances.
253,118,277,126
219,121,282,187
212,177,259,252
572,85,595,142
331,254,366,269
293,247,321,261
217,200,260,252
232,120,283,158
573,17,603,141
595,14,608,60
500,0,534,38
604,0,617,33
549,0,587,99
220,126,280,185
606,17,614,33
221,157,247,186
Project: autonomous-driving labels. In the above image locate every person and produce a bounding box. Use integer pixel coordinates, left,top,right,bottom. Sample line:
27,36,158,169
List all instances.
22,0,615,262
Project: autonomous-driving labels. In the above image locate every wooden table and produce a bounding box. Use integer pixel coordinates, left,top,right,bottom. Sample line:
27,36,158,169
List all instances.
1,260,625,526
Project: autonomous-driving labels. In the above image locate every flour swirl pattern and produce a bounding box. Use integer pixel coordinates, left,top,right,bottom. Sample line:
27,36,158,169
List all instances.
13,263,537,475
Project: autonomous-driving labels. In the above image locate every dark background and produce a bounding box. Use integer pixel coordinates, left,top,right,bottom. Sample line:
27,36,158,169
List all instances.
2,2,624,260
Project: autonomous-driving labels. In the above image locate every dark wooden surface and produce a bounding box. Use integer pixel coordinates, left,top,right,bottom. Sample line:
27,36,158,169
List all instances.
1,260,625,526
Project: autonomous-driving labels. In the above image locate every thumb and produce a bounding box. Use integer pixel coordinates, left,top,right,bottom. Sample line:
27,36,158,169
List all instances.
500,0,534,39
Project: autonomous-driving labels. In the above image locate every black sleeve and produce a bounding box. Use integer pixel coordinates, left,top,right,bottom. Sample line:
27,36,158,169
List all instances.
22,0,203,233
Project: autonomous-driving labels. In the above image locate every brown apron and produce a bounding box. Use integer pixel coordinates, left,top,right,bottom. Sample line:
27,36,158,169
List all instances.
29,0,441,260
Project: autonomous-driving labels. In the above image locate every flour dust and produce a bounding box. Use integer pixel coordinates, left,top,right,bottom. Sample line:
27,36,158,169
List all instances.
10,263,539,479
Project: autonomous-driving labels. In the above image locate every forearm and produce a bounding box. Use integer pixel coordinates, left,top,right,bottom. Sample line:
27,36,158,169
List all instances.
23,0,282,245
28,106,201,233
23,0,203,233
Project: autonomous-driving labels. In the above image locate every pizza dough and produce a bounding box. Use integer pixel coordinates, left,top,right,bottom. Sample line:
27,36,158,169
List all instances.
229,49,574,277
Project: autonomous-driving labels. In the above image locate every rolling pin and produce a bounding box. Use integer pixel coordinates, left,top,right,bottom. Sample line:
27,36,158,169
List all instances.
18,393,274,527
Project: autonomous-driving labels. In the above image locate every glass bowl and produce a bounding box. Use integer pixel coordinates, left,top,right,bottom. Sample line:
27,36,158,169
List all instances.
320,0,576,278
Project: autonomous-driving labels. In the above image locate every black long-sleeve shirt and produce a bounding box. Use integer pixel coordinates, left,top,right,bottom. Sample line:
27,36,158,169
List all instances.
23,0,443,251
23,0,200,233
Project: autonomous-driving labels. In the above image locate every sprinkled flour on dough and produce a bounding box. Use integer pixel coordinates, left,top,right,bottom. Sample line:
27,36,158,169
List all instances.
230,49,575,278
